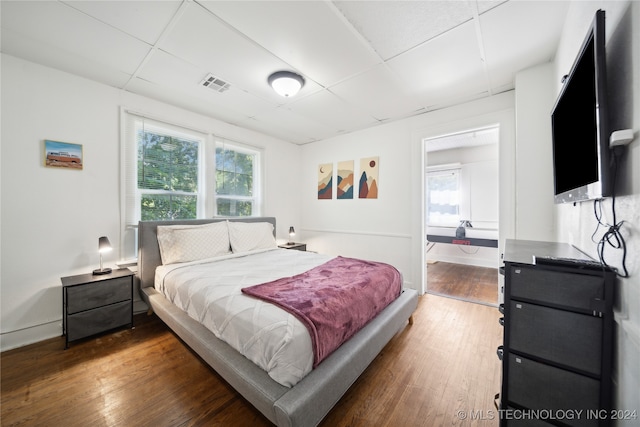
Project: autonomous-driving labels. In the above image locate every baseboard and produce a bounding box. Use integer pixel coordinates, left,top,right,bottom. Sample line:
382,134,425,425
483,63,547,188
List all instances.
0,320,61,352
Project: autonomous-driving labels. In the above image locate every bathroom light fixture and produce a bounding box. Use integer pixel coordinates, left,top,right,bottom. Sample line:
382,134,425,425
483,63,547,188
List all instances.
288,226,296,245
268,71,305,97
93,236,113,275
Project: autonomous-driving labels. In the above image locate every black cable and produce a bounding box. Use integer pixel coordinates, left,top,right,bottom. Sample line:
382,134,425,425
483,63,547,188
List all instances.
590,146,629,277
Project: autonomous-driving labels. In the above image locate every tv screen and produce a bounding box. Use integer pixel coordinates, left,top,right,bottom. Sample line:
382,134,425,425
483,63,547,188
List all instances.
551,10,610,204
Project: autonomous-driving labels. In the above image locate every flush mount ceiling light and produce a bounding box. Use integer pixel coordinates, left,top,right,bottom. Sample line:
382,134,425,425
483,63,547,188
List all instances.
268,71,305,97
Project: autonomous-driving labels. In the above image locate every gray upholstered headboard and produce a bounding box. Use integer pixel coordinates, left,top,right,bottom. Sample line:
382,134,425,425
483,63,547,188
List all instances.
137,217,276,289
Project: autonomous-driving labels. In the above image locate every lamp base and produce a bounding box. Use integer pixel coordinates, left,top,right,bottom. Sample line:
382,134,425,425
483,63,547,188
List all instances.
93,267,112,275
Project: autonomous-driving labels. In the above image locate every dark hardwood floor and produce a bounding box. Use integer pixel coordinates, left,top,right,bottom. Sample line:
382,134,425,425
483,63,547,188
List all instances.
427,262,499,306
2,276,502,426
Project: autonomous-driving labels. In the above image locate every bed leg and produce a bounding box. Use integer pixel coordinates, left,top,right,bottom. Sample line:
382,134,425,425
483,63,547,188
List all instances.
408,315,414,325
147,308,154,316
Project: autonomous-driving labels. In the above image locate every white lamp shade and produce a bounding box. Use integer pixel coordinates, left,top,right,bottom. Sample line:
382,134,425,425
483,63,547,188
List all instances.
94,236,113,275
268,71,305,97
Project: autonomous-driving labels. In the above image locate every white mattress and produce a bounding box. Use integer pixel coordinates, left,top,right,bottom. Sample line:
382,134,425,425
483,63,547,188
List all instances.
155,248,335,387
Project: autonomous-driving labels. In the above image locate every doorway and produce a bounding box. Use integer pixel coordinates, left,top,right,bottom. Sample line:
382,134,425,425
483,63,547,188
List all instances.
423,125,500,306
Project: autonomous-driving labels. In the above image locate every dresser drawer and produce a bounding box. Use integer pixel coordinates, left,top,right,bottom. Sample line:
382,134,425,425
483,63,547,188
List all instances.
508,265,604,312
507,354,600,427
66,276,131,314
66,300,132,341
509,301,602,375
502,408,556,427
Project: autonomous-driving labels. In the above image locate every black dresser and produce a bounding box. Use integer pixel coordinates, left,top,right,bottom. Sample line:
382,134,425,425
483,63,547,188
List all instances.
498,240,614,427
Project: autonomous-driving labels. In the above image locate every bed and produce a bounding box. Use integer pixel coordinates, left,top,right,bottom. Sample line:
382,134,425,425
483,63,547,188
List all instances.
137,217,418,427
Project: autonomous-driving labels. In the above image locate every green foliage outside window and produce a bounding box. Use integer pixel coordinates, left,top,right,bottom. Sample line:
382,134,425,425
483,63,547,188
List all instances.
215,147,253,196
216,199,253,216
140,194,197,221
215,146,254,216
135,126,257,220
138,130,199,220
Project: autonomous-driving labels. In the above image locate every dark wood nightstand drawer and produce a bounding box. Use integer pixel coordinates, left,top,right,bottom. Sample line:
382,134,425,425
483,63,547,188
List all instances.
66,301,132,341
66,276,132,314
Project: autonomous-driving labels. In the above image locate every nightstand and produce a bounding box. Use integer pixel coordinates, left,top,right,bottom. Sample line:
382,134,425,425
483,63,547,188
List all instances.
278,242,307,251
61,268,134,348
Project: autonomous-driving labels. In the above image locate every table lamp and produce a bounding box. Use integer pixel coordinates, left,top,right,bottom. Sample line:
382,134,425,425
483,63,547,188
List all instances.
288,226,296,245
93,236,113,275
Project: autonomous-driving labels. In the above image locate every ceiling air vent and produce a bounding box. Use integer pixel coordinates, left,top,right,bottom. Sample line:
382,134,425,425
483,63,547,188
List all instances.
200,73,230,93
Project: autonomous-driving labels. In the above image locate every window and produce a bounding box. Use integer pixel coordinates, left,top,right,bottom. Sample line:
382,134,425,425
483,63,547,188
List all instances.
137,124,203,220
426,167,460,227
121,111,262,259
215,142,259,216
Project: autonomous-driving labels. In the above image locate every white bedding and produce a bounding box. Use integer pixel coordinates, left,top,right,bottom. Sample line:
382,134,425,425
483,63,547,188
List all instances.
155,248,335,387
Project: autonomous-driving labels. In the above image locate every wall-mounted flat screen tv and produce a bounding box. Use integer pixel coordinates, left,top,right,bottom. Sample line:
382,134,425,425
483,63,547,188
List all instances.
551,9,610,204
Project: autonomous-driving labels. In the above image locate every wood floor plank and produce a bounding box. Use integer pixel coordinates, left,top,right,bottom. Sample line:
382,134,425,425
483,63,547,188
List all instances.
427,261,499,306
2,270,501,427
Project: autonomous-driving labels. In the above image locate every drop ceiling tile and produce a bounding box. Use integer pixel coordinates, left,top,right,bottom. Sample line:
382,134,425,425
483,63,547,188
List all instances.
61,0,182,45
127,77,255,128
476,0,509,14
330,65,424,121
199,0,380,87
235,116,313,144
159,2,319,103
480,1,569,90
387,20,486,107
131,72,330,144
1,1,151,76
133,51,282,125
245,106,338,144
1,0,571,145
334,0,473,60
136,48,269,116
136,50,206,91
288,89,379,133
1,26,133,89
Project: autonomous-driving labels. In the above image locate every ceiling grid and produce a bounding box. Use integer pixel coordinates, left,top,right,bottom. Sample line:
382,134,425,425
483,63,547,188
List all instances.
0,0,570,145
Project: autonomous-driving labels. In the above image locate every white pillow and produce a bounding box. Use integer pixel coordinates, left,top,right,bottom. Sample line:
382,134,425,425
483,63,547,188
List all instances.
228,221,277,253
157,221,231,265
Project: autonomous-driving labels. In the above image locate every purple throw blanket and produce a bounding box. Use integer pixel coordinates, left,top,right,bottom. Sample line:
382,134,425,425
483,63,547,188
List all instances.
241,256,402,367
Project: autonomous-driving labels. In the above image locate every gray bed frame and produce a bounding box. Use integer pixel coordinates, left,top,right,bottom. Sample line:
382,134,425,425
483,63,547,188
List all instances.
137,217,418,427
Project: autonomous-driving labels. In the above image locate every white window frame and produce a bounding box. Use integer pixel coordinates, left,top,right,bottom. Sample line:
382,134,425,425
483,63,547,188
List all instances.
135,120,207,221
214,139,261,217
120,110,262,260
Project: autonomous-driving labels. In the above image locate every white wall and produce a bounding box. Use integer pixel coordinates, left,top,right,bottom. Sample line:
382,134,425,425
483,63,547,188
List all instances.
0,54,302,351
529,0,639,419
514,62,557,241
299,93,515,293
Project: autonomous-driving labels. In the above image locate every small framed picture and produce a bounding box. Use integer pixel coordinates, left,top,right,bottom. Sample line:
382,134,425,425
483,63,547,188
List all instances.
44,140,83,170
